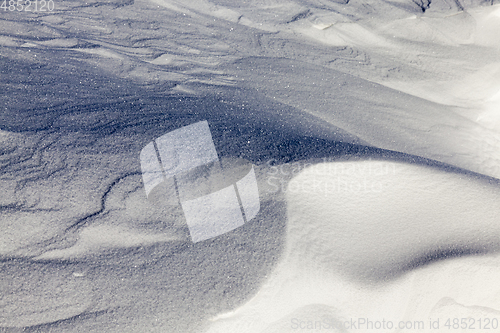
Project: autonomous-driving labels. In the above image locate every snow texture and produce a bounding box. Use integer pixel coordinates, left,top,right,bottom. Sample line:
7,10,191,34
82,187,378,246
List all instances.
1,0,500,332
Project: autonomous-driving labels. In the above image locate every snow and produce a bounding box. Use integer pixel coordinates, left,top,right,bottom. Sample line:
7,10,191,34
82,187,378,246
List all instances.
1,0,500,331
206,160,500,332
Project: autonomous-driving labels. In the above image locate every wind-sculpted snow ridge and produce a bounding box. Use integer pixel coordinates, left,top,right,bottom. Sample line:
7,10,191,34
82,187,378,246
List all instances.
205,161,500,333
1,0,498,92
225,56,500,180
2,0,500,332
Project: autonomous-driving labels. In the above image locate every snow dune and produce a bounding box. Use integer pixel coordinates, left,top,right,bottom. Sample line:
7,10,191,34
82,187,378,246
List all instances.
206,160,500,332
1,0,500,331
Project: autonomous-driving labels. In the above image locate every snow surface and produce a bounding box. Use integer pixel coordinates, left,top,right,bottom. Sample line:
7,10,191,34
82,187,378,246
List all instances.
1,0,500,332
